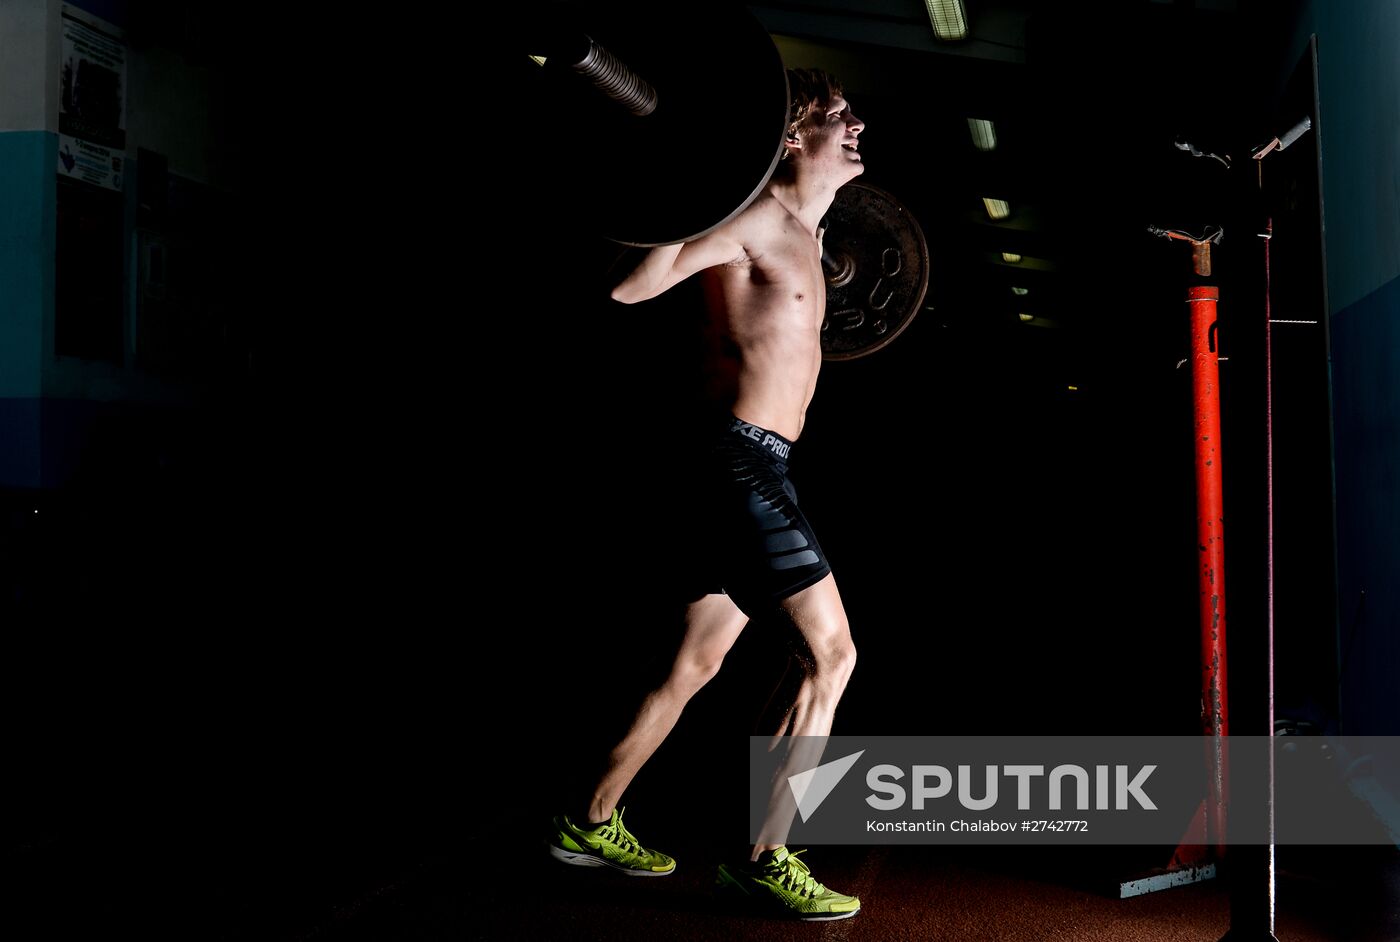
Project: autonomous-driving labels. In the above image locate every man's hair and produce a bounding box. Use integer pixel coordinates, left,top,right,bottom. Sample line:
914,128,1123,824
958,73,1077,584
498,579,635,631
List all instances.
783,68,844,156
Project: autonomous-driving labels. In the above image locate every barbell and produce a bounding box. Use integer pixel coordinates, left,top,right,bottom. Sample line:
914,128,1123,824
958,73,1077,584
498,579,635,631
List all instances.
524,2,928,359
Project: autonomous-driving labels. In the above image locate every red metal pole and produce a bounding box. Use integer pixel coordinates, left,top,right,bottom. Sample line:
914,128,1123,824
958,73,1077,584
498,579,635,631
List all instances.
1189,284,1230,853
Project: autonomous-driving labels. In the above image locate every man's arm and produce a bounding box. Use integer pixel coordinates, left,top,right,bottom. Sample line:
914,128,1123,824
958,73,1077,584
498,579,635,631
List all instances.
610,226,746,304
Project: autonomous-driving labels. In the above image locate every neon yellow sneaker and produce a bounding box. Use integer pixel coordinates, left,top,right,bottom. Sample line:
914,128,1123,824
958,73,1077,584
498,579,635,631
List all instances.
548,807,676,876
715,846,860,920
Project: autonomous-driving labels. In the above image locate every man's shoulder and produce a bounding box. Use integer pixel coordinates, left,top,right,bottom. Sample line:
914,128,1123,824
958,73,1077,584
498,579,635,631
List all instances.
689,196,779,265
736,191,788,223
726,193,806,248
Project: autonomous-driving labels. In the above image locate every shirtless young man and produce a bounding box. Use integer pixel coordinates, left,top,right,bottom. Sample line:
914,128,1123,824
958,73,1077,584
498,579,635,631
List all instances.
548,69,865,920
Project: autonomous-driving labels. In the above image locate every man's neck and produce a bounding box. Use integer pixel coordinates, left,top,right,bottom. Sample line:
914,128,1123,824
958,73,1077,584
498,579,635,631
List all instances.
767,176,837,236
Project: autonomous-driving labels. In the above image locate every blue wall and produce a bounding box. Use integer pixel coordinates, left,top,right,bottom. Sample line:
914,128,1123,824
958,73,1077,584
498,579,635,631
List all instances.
1279,3,1400,732
1330,274,1399,732
0,131,54,487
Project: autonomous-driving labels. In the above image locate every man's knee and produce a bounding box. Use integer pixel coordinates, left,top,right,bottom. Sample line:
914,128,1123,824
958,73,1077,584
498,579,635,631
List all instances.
807,605,855,669
819,635,857,686
672,648,726,692
793,630,855,693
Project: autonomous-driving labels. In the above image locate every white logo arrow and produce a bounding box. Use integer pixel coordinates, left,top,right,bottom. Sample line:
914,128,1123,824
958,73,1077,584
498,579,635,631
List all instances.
787,750,866,822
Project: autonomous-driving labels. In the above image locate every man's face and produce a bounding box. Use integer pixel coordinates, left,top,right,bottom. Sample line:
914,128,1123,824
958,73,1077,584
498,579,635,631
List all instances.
794,95,865,183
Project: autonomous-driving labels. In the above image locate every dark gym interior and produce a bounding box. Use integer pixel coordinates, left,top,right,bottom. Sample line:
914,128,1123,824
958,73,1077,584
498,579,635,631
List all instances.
5,1,1397,939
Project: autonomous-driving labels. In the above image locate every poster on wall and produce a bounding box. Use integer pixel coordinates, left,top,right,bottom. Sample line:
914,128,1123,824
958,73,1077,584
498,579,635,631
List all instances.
57,5,126,191
57,135,123,191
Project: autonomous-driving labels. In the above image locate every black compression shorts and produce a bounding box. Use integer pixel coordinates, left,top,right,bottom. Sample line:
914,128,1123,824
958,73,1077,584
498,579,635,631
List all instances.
688,415,832,616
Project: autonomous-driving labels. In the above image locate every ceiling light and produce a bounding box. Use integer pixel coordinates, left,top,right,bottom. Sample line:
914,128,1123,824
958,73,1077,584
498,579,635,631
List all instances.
1018,313,1034,322
1002,252,1022,263
528,55,547,67
967,118,997,151
925,0,968,40
983,198,1010,220
1011,287,1029,296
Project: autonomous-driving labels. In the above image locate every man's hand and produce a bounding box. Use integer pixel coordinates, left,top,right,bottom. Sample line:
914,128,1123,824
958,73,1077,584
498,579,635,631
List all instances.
602,245,645,294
